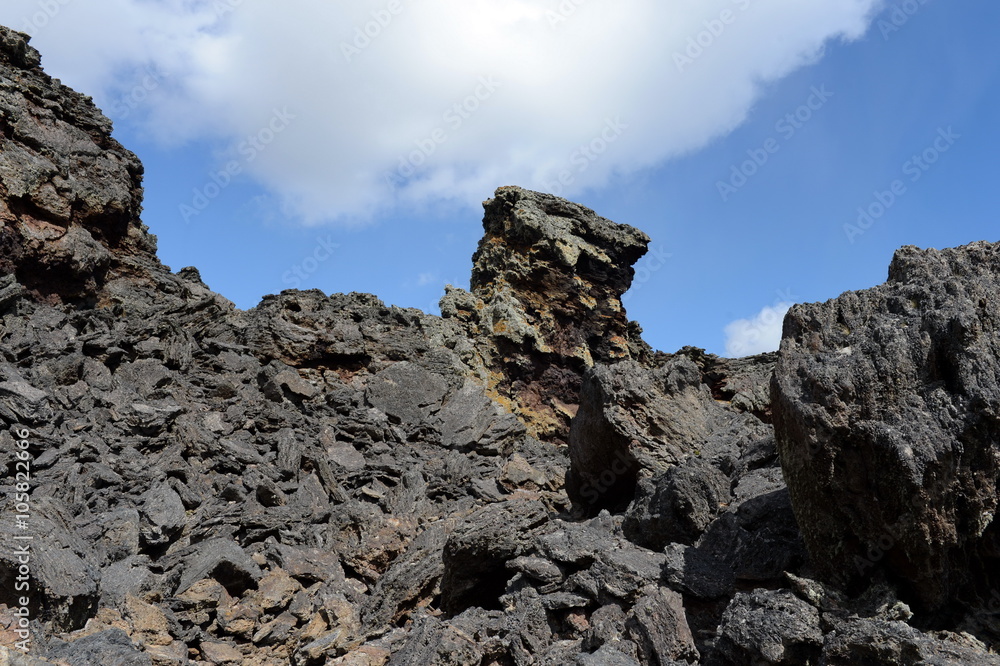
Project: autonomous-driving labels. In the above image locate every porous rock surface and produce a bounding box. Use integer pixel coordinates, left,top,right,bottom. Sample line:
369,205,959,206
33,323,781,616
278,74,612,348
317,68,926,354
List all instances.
1,24,999,665
441,186,651,442
773,242,1000,618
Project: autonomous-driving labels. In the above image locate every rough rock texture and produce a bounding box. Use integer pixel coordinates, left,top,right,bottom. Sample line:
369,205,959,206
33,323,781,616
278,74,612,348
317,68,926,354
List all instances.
566,352,772,514
773,241,1000,618
2,24,1000,666
440,186,650,441
0,28,158,305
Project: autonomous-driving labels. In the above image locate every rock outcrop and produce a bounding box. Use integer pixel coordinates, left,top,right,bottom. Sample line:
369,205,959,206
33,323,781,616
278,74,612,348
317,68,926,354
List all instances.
0,27,158,306
773,241,1000,618
2,23,1000,666
441,187,650,441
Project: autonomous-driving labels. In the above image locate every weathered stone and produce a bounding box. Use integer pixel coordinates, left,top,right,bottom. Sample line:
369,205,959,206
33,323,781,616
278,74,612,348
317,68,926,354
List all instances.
42,628,151,666
365,361,449,425
0,28,155,306
0,500,100,632
773,241,1000,614
567,356,747,513
172,539,262,596
623,457,731,549
442,186,650,441
440,499,549,614
821,618,1000,666
625,587,699,664
712,590,822,665
138,482,185,550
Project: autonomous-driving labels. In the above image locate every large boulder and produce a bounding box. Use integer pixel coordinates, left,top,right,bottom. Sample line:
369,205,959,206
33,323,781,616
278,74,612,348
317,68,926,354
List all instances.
441,186,650,441
773,241,1000,615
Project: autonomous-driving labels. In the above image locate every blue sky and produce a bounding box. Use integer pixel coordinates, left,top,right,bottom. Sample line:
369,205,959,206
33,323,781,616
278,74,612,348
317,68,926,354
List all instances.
2,0,996,356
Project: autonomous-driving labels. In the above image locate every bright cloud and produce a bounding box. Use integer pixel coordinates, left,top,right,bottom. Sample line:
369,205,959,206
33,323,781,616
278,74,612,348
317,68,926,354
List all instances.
1,0,881,223
724,302,793,357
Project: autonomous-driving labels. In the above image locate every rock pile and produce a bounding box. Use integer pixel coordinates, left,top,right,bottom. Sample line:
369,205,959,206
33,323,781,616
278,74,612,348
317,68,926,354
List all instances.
1,24,999,666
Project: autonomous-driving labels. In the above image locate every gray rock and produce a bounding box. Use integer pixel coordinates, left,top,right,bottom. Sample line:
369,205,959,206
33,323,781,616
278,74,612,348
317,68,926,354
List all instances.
42,629,151,666
386,613,485,666
773,241,1000,613
442,185,650,442
623,456,731,549
440,499,549,614
712,589,822,665
576,643,643,666
366,360,449,425
661,543,735,600
0,499,100,632
0,364,51,424
567,356,741,513
626,587,699,664
821,618,1000,665
138,482,185,549
172,538,262,596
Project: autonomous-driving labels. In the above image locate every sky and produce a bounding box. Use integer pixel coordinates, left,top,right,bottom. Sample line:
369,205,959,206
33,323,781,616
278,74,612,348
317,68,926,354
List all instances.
1,0,997,357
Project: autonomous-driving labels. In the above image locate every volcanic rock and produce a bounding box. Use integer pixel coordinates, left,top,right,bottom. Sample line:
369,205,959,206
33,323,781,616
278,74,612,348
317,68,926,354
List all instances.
0,28,157,305
3,21,999,666
773,241,1000,616
441,186,650,441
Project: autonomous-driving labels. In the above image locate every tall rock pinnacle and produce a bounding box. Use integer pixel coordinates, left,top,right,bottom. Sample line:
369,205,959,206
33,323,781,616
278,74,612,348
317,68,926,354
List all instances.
441,186,650,441
0,26,159,306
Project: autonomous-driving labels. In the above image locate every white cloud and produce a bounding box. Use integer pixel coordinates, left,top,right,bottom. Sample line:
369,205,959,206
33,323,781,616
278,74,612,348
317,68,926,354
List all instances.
724,302,792,357
1,0,882,224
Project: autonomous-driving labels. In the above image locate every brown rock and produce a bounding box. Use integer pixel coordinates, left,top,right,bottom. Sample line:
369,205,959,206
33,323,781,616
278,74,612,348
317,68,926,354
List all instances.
441,186,650,441
252,568,302,614
123,595,173,646
199,641,244,665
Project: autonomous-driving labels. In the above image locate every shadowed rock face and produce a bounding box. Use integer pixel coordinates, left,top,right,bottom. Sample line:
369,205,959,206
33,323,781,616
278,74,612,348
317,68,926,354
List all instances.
0,28,157,305
773,241,1000,616
442,186,650,441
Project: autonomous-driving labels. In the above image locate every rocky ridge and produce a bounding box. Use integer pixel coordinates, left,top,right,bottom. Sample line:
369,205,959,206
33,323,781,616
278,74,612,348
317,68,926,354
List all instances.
0,25,999,666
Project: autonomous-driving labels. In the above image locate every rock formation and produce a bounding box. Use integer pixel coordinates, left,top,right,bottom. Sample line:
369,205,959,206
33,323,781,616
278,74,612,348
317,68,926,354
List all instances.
441,187,650,442
1,24,999,666
773,242,1000,618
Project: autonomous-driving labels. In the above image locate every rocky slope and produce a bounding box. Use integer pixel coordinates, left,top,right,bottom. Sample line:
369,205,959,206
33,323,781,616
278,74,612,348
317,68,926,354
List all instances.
1,25,999,666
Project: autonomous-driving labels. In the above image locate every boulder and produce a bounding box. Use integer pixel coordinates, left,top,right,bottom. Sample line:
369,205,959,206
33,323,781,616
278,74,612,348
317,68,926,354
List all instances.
773,241,1000,614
